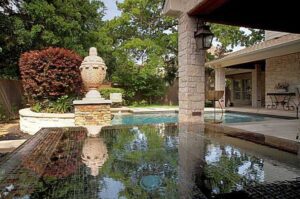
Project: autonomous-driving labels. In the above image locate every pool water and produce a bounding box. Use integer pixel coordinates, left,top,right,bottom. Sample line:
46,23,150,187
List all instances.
0,125,299,198
112,112,272,126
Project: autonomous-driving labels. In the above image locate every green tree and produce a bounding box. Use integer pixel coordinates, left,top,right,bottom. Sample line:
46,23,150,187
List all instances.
104,0,178,104
210,24,264,58
0,0,105,79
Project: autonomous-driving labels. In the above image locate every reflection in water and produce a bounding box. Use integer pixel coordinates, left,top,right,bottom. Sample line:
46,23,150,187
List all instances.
0,125,299,198
81,137,108,176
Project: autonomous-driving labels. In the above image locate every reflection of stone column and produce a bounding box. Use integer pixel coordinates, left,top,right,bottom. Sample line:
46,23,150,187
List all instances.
81,137,108,176
178,122,206,198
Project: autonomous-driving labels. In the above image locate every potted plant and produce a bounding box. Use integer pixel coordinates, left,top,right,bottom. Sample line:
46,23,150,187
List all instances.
274,82,289,92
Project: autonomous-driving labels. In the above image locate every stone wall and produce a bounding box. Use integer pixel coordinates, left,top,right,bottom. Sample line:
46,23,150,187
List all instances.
265,52,300,108
19,108,75,135
74,104,111,126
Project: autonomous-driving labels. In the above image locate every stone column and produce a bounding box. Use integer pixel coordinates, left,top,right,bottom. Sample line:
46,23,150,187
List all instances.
215,67,226,108
252,64,262,108
178,14,205,123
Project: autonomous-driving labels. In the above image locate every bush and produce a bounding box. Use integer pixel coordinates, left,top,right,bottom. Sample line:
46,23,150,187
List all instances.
99,88,125,100
31,95,75,113
19,47,84,102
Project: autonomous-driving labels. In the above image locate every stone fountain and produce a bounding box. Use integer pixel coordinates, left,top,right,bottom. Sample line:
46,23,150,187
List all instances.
73,47,112,136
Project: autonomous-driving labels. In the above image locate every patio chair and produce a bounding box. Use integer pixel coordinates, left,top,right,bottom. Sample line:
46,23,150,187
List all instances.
207,90,225,123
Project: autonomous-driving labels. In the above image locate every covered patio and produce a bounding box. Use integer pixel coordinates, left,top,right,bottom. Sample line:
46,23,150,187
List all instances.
206,33,300,113
163,0,300,122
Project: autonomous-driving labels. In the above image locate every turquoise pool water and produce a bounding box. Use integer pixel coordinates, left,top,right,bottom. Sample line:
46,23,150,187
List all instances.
112,112,272,126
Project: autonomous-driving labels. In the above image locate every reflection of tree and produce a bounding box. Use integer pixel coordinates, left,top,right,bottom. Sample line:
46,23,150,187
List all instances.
100,126,179,198
0,128,103,199
203,143,264,197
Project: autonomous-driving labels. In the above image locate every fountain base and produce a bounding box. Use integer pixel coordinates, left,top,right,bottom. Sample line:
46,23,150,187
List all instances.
73,90,112,136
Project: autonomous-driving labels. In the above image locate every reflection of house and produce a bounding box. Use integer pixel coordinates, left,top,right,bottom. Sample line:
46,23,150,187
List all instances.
206,32,300,108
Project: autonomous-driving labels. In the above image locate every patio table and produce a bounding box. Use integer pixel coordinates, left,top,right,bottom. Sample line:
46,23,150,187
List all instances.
266,92,299,118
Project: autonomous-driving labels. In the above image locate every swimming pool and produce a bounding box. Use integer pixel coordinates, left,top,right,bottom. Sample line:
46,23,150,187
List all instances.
0,125,299,198
112,112,274,126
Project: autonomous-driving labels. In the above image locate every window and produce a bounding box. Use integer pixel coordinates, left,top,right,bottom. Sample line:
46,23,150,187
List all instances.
233,79,251,101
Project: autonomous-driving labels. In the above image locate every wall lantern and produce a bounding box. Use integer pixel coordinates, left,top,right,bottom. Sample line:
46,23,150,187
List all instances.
194,19,214,50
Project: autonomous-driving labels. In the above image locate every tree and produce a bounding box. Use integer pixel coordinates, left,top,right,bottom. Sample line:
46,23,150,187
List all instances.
210,24,264,58
0,0,105,78
19,47,83,102
103,0,178,104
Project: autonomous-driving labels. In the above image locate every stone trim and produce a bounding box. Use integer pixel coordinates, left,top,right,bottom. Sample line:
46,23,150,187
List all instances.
19,108,75,135
19,108,74,118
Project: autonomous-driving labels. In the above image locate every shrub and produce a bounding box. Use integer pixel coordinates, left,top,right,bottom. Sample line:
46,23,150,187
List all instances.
19,47,84,102
31,95,75,113
99,88,125,100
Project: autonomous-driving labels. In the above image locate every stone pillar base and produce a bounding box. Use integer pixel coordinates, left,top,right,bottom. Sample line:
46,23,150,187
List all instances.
74,93,112,136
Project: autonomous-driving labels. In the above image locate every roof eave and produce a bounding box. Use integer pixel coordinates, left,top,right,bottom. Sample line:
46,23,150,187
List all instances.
205,39,300,68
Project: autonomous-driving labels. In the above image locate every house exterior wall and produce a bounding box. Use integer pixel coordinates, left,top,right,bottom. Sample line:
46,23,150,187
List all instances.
265,52,300,108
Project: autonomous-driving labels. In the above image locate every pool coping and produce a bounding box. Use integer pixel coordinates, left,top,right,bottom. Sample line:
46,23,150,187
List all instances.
111,107,297,120
206,123,300,155
0,139,27,150
226,110,298,120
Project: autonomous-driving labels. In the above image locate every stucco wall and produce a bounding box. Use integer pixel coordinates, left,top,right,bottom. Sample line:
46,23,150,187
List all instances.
19,108,75,135
163,0,203,16
265,52,300,109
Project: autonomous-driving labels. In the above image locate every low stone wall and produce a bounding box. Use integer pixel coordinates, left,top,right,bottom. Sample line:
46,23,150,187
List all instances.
19,108,75,135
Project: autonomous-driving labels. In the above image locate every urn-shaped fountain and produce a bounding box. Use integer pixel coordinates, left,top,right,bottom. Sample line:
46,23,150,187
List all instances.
74,47,112,137
80,47,107,91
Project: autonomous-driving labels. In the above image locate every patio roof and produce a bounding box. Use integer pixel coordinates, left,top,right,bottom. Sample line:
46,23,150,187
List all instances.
189,0,300,33
205,34,300,68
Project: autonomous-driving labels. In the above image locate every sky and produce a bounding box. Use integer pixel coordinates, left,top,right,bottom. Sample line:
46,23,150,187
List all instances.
102,0,123,20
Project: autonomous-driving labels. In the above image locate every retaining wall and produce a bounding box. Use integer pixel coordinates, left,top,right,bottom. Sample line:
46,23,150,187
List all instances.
19,108,75,135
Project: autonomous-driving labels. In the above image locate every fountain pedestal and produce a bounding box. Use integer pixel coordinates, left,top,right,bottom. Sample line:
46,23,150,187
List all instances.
73,47,112,136
73,93,111,136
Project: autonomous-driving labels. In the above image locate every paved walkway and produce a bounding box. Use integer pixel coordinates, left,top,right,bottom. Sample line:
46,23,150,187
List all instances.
0,120,19,136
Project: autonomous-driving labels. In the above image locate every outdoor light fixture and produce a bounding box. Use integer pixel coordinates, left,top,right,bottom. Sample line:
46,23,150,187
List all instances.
194,19,214,50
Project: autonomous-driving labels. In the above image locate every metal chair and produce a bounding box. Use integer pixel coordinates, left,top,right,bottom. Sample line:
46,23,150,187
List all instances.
207,90,225,123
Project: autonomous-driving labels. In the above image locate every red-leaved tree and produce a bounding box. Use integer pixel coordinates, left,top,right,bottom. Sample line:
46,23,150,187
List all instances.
19,47,84,102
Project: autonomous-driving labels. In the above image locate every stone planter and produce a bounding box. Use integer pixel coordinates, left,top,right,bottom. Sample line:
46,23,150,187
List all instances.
80,47,107,91
19,108,75,135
